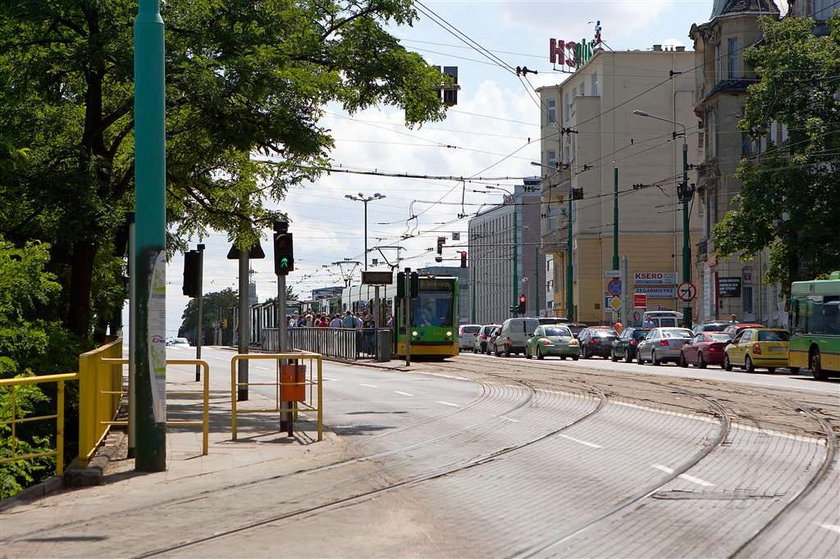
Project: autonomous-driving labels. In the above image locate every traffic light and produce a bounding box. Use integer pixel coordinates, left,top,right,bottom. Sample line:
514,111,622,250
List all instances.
396,271,406,299
437,236,445,255
410,272,419,299
518,294,526,315
460,251,467,268
273,221,294,275
183,250,200,297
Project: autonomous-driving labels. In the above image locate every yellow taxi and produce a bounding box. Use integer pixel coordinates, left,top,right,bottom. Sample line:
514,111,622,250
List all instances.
723,328,790,373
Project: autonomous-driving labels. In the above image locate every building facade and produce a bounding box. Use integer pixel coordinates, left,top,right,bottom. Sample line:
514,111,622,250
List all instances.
537,47,700,324
690,0,783,325
468,179,542,323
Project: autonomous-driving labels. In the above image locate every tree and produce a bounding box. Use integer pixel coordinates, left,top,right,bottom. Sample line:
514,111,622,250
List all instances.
0,0,447,338
178,288,238,345
713,15,840,293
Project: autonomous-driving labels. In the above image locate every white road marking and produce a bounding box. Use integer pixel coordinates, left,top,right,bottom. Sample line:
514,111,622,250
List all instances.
499,416,519,423
394,391,414,397
253,366,273,371
651,464,715,487
559,434,603,449
819,524,840,534
437,401,461,407
323,377,338,381
360,383,378,388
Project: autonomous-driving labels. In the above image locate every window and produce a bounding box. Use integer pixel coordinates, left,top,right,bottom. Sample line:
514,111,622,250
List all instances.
591,72,599,96
707,114,717,158
547,150,557,170
727,38,739,79
714,44,722,83
741,132,753,156
547,99,556,124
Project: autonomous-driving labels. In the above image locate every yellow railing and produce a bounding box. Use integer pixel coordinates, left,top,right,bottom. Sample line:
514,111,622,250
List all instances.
78,339,123,467
100,358,210,457
0,372,78,476
230,352,323,442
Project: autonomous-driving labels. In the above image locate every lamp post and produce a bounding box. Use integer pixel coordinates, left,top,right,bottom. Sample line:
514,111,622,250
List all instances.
345,193,386,270
632,109,692,327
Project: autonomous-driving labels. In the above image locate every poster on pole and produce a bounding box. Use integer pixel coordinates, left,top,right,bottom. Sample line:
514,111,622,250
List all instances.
147,250,167,423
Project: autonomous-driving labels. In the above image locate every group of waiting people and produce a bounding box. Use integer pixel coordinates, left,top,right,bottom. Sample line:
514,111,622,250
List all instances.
286,310,378,329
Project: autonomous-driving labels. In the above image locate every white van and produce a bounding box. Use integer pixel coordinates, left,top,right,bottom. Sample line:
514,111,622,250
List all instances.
493,317,540,357
642,311,684,328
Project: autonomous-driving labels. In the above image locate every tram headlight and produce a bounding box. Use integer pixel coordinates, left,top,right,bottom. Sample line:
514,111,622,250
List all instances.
446,331,453,337
412,331,419,337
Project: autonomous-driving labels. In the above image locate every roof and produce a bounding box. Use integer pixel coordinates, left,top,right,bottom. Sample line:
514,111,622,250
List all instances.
710,0,779,19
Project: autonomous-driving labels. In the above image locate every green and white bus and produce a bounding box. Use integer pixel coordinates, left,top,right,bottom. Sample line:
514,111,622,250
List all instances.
789,271,840,380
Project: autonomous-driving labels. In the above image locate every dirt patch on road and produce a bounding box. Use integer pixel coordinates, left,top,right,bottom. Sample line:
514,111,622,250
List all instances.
394,356,840,440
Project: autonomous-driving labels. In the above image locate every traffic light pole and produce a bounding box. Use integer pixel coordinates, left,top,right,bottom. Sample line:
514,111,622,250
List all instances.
404,267,411,368
133,0,167,472
681,140,693,328
237,247,249,401
195,243,204,382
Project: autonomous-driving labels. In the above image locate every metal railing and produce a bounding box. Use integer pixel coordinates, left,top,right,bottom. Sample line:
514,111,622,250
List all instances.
78,339,123,467
262,327,392,361
0,372,78,476
230,352,323,441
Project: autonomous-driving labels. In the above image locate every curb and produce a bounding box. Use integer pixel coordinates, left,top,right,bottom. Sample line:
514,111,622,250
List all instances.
0,476,64,512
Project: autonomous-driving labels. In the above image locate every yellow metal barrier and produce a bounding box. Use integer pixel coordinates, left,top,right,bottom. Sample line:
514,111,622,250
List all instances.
230,352,323,442
78,339,123,467
99,358,210,457
0,372,78,476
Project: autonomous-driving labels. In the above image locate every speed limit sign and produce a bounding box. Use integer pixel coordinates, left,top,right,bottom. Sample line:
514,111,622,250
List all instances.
677,281,697,302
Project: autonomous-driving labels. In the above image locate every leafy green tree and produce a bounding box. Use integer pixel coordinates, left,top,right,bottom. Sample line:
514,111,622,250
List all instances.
178,288,238,344
0,0,447,337
714,15,840,292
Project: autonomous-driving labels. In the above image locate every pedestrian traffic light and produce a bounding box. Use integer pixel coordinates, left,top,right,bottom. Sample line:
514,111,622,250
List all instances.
460,251,467,268
518,294,526,315
437,236,445,255
183,250,200,297
273,222,294,275
410,271,419,298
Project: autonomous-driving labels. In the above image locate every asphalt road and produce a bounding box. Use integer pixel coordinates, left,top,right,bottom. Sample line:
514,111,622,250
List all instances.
3,346,838,558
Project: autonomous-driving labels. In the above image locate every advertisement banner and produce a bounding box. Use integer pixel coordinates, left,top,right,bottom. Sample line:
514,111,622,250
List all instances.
633,271,678,286
718,276,742,298
635,286,677,298
147,250,167,423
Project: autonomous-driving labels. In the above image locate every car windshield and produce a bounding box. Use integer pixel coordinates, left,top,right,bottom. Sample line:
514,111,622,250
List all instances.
701,323,728,331
544,326,572,337
758,330,789,341
662,328,693,338
709,333,732,342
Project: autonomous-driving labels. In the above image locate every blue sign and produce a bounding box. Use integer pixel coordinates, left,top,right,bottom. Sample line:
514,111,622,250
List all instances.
607,278,622,296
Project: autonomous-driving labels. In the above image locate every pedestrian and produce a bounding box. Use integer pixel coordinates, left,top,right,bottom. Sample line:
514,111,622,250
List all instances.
363,313,375,329
330,314,343,328
643,317,654,328
386,314,393,328
343,310,356,329
289,313,299,328
614,321,623,334
729,314,738,324
354,312,363,329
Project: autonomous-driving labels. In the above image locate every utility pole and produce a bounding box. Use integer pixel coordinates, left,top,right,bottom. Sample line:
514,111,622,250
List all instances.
566,183,574,321
613,166,619,271
195,244,204,382
133,0,167,472
535,245,540,317
237,243,249,401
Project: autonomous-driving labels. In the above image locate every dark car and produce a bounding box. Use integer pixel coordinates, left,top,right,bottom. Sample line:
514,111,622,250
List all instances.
692,321,731,334
566,322,589,339
721,322,765,337
579,327,618,359
679,332,732,368
610,327,651,362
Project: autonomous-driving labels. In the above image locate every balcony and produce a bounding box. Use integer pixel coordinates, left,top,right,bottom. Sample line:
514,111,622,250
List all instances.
699,78,758,106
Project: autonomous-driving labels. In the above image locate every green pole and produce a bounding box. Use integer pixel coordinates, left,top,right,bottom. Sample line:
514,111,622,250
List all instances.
681,140,692,327
133,0,167,472
535,244,540,316
512,197,518,316
566,186,574,320
613,167,619,271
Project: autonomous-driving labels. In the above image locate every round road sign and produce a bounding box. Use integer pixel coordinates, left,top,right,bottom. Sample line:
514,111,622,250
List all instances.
677,281,697,302
607,278,622,296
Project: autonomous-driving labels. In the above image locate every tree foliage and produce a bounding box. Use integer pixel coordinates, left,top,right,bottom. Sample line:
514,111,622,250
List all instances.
178,288,238,344
0,0,447,337
713,15,840,292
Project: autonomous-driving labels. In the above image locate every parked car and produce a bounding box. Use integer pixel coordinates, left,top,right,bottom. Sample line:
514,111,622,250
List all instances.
691,321,731,334
610,327,650,362
636,327,694,365
679,332,732,368
458,324,482,351
493,317,540,357
170,337,191,348
723,328,790,373
566,322,589,339
525,325,580,360
721,322,765,337
488,326,502,354
642,311,683,328
473,324,501,354
578,327,617,359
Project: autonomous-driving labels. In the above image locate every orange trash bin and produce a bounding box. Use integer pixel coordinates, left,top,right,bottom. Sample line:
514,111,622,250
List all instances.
280,364,306,402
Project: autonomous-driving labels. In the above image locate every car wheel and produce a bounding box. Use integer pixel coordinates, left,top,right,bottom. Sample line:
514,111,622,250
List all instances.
679,352,688,368
571,355,579,361
610,350,618,362
494,345,501,357
723,354,732,371
652,351,661,366
810,349,828,381
525,347,531,359
744,355,755,374
767,367,776,374
637,352,645,364
537,346,545,360
698,353,707,369
625,351,633,363
560,355,567,360
505,348,511,358
789,366,800,374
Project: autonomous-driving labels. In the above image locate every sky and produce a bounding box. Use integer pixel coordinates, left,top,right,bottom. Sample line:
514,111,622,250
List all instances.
150,0,743,336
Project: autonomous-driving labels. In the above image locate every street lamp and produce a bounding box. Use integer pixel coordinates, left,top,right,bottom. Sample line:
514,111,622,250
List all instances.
633,109,693,327
345,193,386,270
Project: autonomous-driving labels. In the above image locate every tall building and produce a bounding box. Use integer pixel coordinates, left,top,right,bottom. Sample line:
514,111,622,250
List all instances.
468,179,542,323
690,0,782,324
789,0,837,28
537,47,700,324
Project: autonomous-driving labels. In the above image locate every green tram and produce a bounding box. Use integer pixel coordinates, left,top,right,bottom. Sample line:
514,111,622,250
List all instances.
789,271,840,380
342,274,459,359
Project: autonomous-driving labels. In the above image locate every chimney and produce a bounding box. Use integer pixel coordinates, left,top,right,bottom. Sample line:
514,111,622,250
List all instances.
653,44,662,51
676,46,686,52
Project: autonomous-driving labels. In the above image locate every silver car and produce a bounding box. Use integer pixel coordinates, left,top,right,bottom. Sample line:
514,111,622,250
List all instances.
636,327,693,365
458,324,482,351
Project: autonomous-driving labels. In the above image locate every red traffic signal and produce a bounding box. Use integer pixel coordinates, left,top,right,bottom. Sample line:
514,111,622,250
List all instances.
518,295,526,315
460,251,467,268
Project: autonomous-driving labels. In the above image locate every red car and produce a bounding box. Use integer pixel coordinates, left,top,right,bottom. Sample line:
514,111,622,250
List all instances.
679,332,732,368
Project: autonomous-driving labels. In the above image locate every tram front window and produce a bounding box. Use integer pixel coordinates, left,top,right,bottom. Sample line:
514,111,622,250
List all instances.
411,292,452,327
